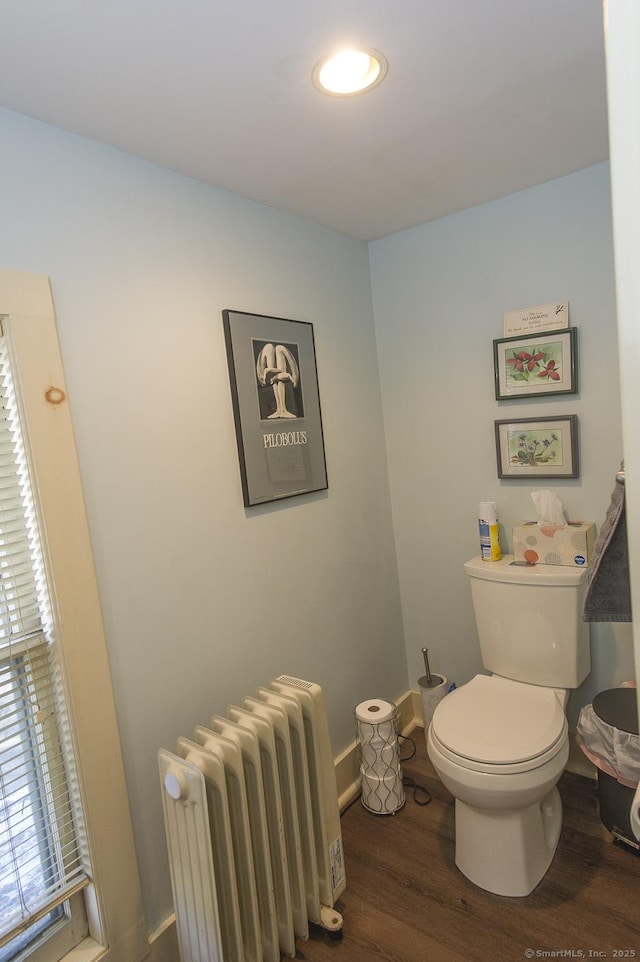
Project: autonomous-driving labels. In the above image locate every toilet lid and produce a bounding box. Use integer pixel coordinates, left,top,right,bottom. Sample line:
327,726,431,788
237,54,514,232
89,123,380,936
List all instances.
431,674,566,764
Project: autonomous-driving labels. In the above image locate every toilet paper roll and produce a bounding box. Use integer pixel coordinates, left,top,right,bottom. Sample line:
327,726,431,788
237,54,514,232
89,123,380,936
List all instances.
355,698,395,724
630,780,640,841
356,721,396,749
355,700,398,770
360,767,406,815
360,739,398,778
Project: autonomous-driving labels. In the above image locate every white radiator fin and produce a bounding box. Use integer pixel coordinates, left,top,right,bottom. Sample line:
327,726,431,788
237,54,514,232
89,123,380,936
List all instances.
202,718,279,962
159,677,345,962
226,704,296,958
158,751,224,962
256,687,320,923
241,695,308,941
273,676,346,901
178,736,261,962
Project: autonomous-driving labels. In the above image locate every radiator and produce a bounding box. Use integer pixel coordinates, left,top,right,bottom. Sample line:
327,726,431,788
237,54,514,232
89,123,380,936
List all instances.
158,675,346,962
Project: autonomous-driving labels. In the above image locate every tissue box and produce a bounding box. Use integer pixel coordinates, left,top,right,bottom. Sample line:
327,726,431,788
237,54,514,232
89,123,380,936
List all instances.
512,522,596,567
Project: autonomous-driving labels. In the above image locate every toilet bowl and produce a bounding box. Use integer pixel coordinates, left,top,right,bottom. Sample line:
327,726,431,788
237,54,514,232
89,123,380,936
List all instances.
427,673,569,896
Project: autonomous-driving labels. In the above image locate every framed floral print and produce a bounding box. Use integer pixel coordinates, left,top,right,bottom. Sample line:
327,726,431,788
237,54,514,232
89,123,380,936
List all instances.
493,328,577,400
494,415,579,479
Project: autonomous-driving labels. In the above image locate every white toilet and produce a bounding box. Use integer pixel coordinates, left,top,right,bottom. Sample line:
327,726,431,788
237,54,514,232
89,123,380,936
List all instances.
427,554,590,897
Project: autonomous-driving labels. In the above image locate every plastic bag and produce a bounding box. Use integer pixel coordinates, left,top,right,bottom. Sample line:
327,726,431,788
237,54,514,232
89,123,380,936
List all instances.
576,703,640,787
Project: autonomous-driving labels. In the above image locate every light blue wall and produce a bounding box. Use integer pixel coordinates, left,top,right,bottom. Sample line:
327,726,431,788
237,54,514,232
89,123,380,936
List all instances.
369,162,634,727
0,107,408,932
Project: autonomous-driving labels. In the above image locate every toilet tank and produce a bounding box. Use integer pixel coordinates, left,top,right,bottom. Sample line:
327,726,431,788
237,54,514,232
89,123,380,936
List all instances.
464,555,590,688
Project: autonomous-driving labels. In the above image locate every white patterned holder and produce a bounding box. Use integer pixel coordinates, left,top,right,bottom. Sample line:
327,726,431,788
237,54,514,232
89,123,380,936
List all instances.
355,698,405,815
360,767,405,815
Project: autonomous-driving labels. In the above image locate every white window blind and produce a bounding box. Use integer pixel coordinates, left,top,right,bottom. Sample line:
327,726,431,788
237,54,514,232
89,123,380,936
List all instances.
0,330,89,955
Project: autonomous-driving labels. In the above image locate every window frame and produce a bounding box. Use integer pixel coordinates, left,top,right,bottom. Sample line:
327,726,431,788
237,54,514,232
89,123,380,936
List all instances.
0,269,147,962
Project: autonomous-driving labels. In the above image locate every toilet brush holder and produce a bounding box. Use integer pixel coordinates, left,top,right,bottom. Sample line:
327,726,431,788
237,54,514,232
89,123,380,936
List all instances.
419,674,448,749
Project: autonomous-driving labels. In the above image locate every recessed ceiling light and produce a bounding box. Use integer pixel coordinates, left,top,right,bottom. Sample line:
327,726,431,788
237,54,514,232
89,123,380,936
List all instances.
312,49,388,97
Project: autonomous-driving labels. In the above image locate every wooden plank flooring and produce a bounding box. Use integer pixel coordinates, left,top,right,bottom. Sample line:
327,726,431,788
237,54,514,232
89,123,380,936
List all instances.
296,730,640,961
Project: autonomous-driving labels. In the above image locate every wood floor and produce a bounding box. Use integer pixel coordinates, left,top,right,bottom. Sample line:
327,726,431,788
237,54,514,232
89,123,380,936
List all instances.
296,729,640,962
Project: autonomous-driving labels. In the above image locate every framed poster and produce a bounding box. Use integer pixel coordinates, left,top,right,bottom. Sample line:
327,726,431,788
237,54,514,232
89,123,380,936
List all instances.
494,415,579,479
493,328,577,400
223,309,328,506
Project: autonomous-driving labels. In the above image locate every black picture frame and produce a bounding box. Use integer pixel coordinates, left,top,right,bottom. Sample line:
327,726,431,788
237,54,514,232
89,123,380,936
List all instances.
494,415,579,479
493,327,578,400
223,309,328,506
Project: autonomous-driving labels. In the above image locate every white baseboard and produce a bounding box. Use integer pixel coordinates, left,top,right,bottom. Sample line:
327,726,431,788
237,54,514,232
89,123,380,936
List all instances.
147,914,179,962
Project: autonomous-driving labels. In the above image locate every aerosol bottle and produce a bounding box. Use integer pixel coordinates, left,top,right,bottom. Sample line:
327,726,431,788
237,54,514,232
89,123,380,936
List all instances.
478,501,502,561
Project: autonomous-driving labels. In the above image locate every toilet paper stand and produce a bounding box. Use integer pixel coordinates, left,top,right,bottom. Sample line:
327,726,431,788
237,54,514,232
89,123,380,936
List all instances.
354,698,405,815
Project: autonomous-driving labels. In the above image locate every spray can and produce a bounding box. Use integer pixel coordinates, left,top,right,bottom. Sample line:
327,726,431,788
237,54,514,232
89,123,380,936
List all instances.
478,501,502,561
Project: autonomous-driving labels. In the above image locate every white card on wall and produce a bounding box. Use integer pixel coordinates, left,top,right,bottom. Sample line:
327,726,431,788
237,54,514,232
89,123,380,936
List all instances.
503,301,569,337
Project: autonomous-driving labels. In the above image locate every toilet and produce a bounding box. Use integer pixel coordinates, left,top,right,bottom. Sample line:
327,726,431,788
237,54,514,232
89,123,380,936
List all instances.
427,554,590,897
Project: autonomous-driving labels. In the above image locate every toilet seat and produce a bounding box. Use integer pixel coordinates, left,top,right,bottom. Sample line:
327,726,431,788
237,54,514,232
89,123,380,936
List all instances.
431,674,568,774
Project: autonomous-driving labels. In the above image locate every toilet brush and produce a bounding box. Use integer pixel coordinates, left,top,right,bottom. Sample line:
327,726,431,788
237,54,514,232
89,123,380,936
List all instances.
421,647,434,687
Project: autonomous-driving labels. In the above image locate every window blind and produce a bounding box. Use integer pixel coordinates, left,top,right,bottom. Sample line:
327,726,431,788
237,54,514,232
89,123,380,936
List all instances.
0,331,89,952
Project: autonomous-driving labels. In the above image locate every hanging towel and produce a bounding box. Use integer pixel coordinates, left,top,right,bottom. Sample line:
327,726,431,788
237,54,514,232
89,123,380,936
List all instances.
582,469,632,622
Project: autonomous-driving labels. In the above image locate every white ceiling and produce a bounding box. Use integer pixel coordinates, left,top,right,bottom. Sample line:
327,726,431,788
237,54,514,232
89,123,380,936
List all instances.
0,0,609,241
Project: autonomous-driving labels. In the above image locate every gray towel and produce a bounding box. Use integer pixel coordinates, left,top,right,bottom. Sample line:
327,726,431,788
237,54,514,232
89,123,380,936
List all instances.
582,473,631,622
